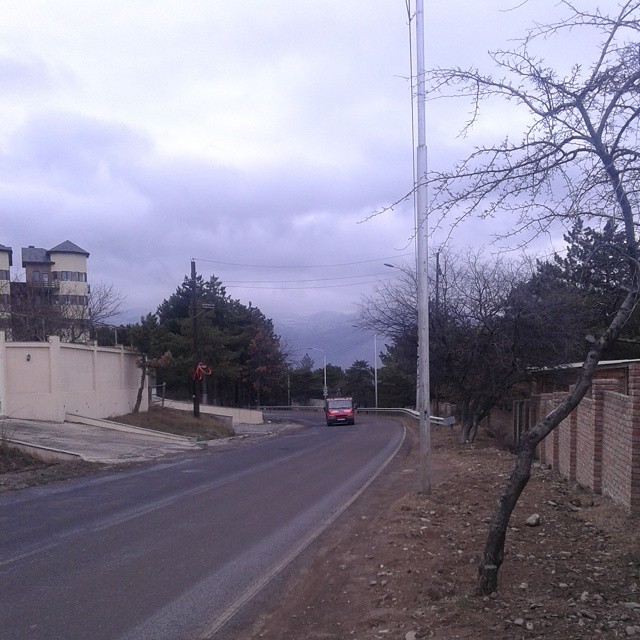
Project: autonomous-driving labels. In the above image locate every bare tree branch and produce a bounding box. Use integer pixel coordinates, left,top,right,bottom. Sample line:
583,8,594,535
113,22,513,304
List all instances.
418,1,640,594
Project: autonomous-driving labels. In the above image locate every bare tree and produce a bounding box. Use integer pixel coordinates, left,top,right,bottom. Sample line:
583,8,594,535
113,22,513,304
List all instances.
8,275,65,341
360,249,586,442
62,282,126,343
425,1,640,594
359,264,418,343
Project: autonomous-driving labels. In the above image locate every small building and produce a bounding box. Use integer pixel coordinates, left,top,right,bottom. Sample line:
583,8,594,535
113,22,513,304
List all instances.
0,244,12,334
2,240,91,342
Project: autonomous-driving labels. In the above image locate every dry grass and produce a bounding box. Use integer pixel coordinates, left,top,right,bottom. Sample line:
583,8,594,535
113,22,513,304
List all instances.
111,405,235,440
0,441,47,474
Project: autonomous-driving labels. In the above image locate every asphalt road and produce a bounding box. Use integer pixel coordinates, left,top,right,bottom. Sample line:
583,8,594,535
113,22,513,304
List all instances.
0,412,404,640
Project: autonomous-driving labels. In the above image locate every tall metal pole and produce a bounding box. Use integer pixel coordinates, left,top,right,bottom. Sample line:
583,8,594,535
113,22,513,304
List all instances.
415,0,431,493
191,258,200,418
322,352,327,398
308,347,327,398
374,334,379,408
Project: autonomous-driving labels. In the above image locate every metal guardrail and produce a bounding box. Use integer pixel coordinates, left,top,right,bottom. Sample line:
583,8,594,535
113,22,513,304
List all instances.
345,407,455,425
261,405,456,426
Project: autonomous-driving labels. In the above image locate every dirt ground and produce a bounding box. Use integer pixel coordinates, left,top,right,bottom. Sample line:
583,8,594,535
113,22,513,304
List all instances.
243,421,640,639
2,418,640,638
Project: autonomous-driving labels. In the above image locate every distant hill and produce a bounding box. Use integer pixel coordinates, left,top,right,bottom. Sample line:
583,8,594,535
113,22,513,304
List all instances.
274,311,383,370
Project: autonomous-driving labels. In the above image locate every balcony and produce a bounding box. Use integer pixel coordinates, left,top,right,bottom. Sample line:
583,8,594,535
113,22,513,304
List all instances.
24,280,60,290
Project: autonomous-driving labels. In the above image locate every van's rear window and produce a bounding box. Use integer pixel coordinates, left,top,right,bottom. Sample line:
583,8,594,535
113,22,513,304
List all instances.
328,400,352,409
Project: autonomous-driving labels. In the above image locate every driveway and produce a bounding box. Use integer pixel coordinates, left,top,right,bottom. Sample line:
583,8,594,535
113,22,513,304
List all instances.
1,412,308,465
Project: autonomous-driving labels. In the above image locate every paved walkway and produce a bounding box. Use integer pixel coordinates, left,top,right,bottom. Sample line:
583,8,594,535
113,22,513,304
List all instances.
2,418,200,464
1,412,308,465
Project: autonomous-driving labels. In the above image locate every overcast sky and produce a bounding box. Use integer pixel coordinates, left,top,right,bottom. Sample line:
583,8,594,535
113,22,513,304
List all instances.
0,0,596,325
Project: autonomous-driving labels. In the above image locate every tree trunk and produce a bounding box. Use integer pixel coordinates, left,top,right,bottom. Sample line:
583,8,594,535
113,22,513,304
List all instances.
477,285,640,594
467,416,480,443
459,417,473,443
478,437,535,593
459,396,473,443
133,356,146,414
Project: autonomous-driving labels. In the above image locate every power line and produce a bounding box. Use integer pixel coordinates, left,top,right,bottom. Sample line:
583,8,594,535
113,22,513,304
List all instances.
223,272,392,285
224,277,394,291
193,253,413,269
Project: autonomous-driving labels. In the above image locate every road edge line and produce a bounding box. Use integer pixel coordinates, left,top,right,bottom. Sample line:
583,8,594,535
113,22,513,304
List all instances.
199,420,407,639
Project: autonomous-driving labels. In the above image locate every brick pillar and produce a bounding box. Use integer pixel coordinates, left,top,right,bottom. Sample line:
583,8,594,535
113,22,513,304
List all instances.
629,364,640,513
568,409,577,480
592,378,619,494
531,394,545,462
552,392,563,471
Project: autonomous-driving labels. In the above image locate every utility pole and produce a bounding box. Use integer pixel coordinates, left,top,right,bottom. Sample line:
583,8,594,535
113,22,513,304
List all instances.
191,258,200,418
435,250,440,312
415,0,431,494
308,347,327,399
374,334,379,409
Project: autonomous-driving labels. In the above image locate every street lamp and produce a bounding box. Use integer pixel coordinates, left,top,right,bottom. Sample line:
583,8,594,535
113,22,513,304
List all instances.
384,262,417,283
307,347,327,398
414,0,431,494
374,333,379,409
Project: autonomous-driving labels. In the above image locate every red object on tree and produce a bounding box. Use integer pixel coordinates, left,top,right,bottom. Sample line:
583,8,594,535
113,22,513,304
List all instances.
193,363,212,381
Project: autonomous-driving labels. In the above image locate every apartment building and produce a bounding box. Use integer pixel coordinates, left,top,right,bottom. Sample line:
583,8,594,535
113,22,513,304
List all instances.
0,240,90,341
0,244,12,333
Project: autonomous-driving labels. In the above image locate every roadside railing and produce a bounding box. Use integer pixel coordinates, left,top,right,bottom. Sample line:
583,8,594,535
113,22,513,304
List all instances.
261,405,456,426
150,383,167,407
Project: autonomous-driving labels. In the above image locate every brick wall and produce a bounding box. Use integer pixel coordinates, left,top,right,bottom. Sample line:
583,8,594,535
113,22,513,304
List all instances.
558,408,577,480
601,387,633,507
538,394,561,470
575,394,599,492
535,366,640,514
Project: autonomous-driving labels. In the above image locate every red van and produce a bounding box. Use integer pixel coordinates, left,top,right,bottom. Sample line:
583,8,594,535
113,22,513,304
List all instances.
325,397,355,426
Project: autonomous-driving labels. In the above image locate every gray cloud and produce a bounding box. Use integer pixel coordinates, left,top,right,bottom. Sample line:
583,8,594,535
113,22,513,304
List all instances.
0,1,592,331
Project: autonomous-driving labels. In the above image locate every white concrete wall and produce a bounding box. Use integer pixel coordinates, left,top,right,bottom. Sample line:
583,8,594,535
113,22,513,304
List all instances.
0,332,146,422
162,399,263,426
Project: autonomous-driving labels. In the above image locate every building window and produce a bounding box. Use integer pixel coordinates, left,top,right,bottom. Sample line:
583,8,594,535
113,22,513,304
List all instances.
32,270,41,282
0,269,8,280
